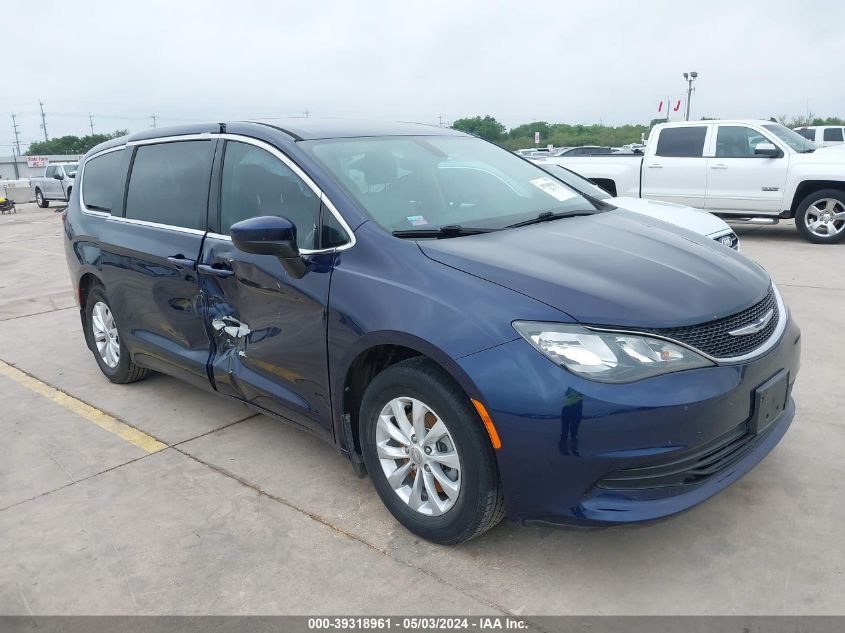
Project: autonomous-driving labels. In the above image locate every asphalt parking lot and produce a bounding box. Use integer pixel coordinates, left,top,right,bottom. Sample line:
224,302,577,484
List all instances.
1,202,843,616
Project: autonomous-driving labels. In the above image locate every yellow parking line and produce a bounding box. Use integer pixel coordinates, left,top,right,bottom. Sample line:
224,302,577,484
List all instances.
0,359,167,454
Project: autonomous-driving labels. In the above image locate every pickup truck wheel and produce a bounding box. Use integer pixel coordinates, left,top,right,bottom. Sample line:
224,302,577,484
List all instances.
796,190,845,244
35,189,49,208
359,358,504,544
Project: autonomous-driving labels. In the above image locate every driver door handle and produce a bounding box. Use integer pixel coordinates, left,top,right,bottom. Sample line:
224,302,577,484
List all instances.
166,255,196,270
710,163,728,169
197,263,235,278
647,163,663,169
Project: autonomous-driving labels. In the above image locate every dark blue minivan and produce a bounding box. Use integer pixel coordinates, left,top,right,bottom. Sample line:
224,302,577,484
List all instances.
63,120,800,544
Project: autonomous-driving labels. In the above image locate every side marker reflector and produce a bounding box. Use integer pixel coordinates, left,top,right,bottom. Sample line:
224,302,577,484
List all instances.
471,399,501,449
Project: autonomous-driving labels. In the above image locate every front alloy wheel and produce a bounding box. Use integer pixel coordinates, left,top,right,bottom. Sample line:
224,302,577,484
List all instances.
376,396,462,516
360,358,504,544
796,189,845,244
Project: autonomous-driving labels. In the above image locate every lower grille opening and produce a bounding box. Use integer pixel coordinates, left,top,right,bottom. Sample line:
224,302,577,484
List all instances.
597,422,776,491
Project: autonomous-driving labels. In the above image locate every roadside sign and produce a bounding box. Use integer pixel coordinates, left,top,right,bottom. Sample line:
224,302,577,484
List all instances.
534,131,540,144
26,156,49,167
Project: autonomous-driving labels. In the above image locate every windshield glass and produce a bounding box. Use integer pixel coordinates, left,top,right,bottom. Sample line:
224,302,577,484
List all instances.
544,164,612,200
762,124,816,153
303,136,600,232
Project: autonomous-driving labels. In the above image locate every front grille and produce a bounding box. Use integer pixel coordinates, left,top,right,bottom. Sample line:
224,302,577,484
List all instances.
713,231,739,250
639,286,779,359
598,423,765,490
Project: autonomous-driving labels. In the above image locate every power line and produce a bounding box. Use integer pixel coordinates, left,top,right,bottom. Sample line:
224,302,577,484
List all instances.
38,100,48,142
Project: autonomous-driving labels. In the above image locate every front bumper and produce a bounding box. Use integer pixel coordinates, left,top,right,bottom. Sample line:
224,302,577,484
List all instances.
458,316,801,526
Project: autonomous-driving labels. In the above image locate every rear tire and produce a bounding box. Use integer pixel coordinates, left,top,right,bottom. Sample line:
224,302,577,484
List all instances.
84,285,150,384
795,189,845,244
359,358,504,544
35,189,49,208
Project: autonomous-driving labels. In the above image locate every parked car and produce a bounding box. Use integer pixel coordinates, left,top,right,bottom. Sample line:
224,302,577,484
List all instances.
545,119,845,244
31,162,78,207
793,125,845,147
534,161,739,249
553,145,613,157
64,120,800,544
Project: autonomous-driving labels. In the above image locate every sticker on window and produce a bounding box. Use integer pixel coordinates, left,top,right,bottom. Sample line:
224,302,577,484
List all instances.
407,215,428,226
529,177,579,202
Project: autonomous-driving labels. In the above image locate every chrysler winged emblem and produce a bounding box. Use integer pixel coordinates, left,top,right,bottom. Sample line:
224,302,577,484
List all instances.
728,308,774,337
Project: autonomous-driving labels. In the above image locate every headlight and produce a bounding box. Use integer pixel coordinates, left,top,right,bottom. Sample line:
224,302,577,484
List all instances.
513,321,714,383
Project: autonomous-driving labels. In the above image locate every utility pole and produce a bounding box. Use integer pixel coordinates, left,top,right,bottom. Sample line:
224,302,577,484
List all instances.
38,100,48,141
88,113,95,135
11,113,21,156
151,114,157,128
303,108,310,118
682,71,698,121
438,115,444,127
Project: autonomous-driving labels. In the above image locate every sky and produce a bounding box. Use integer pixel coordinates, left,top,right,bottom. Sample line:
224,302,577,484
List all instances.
3,0,844,152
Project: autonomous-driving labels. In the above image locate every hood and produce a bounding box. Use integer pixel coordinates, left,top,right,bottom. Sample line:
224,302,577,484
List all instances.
790,146,845,165
609,197,731,237
419,210,769,329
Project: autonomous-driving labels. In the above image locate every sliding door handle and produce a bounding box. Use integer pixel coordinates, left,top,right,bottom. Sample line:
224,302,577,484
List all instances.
710,163,728,170
166,255,196,270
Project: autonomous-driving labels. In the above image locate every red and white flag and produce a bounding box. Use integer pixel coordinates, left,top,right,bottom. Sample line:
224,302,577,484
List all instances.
657,100,664,113
673,100,682,112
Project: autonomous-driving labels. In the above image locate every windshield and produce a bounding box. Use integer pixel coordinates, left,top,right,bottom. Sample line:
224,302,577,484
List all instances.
303,136,600,232
762,124,816,153
544,164,612,200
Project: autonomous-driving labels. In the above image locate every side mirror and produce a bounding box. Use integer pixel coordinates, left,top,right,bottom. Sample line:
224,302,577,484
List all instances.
230,215,306,278
53,172,64,180
754,142,781,158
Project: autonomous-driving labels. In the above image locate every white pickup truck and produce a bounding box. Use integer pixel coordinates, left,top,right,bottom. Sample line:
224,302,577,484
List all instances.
31,162,78,208
539,119,845,244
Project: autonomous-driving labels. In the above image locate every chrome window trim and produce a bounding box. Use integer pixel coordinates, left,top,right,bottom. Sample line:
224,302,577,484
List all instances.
77,132,356,252
78,144,126,217
217,133,356,253
585,283,788,365
107,215,206,236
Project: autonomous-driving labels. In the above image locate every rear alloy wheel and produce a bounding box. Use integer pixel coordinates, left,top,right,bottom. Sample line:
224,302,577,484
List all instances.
360,358,504,544
796,190,845,244
84,285,150,384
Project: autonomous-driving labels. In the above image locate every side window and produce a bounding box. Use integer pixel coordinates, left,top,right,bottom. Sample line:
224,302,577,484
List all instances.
125,141,213,229
655,126,707,157
45,165,56,178
81,149,125,212
715,126,767,158
795,128,815,141
823,128,844,142
220,141,321,250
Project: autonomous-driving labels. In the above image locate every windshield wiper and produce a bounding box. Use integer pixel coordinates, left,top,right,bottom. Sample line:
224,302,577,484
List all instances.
392,225,499,239
504,209,597,229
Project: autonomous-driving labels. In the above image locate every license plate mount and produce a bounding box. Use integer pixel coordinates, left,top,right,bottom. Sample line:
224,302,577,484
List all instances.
751,369,789,435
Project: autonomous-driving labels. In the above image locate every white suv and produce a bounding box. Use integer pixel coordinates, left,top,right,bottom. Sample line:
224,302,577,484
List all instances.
794,126,845,148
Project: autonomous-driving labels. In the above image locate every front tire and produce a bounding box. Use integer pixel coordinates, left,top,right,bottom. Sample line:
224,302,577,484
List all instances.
84,285,150,384
359,358,504,544
35,189,49,208
795,189,845,244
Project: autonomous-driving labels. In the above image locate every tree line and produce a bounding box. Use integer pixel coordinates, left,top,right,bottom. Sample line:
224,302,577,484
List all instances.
25,130,128,155
451,114,845,149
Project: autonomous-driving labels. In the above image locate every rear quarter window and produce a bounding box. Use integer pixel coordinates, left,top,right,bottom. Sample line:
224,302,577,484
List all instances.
81,149,126,213
655,126,707,157
823,128,844,142
125,140,214,229
795,128,816,141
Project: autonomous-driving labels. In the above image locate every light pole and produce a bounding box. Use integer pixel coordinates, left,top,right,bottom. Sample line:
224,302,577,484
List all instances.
683,71,698,121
